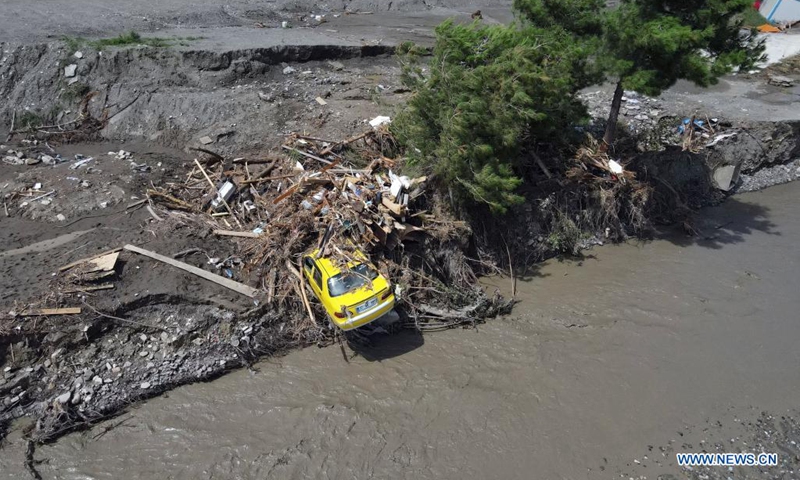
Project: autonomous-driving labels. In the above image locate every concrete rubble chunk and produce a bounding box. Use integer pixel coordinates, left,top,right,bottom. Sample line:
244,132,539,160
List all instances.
199,136,214,145
768,75,794,87
712,164,741,191
64,64,77,78
56,392,71,404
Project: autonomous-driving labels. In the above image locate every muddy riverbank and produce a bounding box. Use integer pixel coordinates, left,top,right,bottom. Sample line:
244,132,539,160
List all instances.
2,181,799,479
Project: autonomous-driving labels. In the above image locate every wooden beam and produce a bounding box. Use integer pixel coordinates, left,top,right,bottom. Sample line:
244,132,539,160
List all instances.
20,307,81,316
213,230,262,239
123,244,259,298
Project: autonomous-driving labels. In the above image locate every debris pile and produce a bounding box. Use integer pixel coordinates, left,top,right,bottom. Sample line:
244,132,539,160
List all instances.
146,127,512,332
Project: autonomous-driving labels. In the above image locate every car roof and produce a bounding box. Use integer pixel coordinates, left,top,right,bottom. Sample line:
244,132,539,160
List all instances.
308,248,366,278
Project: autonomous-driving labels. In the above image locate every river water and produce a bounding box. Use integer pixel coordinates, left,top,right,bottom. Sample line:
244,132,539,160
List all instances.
2,182,799,479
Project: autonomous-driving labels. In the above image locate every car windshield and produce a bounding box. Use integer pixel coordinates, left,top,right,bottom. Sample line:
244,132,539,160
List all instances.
327,263,379,297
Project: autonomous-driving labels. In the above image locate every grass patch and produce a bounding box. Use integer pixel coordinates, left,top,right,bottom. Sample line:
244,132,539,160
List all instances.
90,31,172,49
739,8,769,27
61,31,203,52
16,111,45,130
61,82,91,103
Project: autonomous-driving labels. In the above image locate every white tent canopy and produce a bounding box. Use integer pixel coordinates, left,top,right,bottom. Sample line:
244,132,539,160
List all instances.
760,0,800,22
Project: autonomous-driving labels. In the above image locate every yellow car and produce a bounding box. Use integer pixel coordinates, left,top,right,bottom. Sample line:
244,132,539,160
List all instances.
302,249,396,331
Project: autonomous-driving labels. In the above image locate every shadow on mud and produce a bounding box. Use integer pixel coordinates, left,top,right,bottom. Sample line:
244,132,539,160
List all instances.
656,197,779,250
347,329,425,362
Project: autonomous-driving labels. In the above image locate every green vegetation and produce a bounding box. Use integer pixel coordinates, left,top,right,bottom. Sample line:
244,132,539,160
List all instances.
16,111,44,130
393,23,593,213
740,7,769,27
393,0,764,214
62,31,202,52
90,31,171,48
61,82,91,102
516,0,764,146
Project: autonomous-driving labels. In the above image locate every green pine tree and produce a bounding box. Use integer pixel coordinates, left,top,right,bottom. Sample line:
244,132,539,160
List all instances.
394,21,592,213
515,0,764,147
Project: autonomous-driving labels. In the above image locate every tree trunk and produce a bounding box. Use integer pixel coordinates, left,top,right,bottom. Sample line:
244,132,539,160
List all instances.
602,80,624,151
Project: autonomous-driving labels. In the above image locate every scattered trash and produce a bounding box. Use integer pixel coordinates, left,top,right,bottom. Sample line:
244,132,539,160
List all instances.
70,157,94,169
608,160,624,175
315,97,328,106
369,116,391,128
706,132,738,147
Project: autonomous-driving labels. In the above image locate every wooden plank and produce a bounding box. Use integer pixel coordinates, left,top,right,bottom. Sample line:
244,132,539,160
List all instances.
62,284,115,294
59,248,122,272
21,307,81,316
281,145,333,165
213,229,261,239
123,244,259,298
381,196,405,217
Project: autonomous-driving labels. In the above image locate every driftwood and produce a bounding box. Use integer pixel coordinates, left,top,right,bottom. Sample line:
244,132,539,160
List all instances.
20,307,81,316
213,229,261,239
123,244,258,298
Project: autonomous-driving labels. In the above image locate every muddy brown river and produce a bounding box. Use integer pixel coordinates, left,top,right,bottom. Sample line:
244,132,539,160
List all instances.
2,182,800,479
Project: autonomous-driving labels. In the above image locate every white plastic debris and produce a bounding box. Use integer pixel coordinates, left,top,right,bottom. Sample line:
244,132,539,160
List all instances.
608,160,624,175
369,116,391,128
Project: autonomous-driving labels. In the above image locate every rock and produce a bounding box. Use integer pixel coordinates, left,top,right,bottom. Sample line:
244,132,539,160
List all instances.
199,136,214,145
327,61,345,71
123,361,132,368
139,334,148,342
26,157,41,165
768,75,794,87
71,390,81,404
712,164,741,191
74,51,84,59
160,332,169,342
140,382,151,389
56,214,66,222
41,155,55,165
56,392,71,404
64,64,78,78
92,375,103,385
283,66,296,75
139,351,149,357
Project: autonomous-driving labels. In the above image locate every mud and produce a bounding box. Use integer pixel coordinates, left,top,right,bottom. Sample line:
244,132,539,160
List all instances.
1,181,798,479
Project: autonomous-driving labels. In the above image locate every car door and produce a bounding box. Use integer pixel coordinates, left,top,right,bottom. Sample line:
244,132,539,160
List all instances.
302,256,324,300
